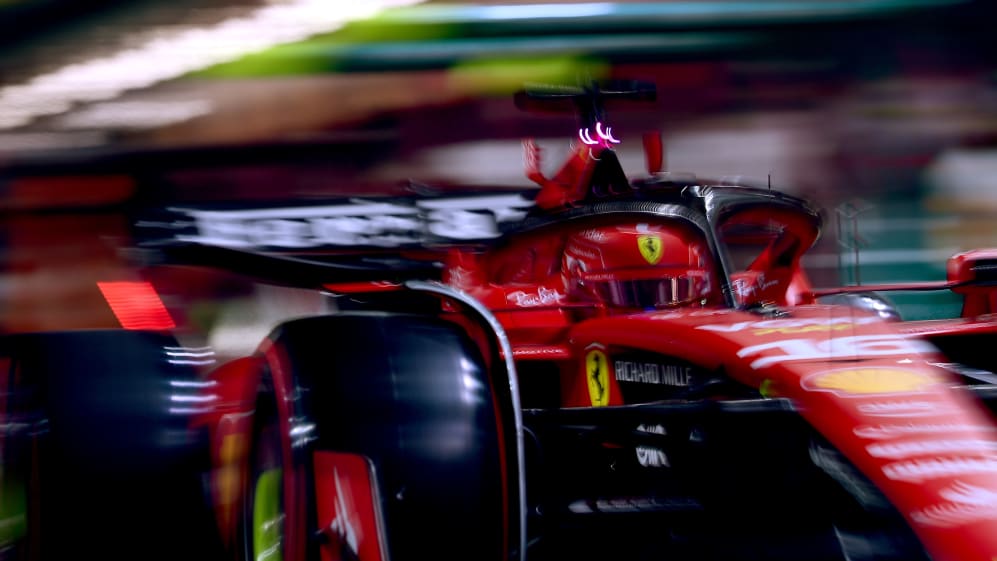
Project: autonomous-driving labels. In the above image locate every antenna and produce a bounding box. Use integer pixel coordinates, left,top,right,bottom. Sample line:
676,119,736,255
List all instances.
835,199,873,286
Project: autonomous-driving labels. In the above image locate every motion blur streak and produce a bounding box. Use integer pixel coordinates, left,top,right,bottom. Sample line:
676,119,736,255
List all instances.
0,0,425,129
476,3,613,19
166,346,218,366
97,280,177,330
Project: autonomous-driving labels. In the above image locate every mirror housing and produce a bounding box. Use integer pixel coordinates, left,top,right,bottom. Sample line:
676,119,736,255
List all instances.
947,249,997,316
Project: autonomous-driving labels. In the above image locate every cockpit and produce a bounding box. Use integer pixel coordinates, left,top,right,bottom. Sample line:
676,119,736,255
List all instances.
560,220,717,311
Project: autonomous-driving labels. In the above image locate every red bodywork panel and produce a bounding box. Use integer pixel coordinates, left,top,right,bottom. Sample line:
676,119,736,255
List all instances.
430,192,997,560
552,306,997,561
192,356,260,548
314,452,387,561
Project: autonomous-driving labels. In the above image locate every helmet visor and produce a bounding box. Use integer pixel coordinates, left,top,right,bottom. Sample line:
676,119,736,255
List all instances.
589,274,708,309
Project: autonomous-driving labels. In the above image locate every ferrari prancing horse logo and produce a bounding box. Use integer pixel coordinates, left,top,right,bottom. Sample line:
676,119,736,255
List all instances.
586,349,610,406
638,234,663,265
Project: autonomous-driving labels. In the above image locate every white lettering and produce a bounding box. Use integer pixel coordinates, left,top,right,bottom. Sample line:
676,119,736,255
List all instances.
614,361,692,386
697,316,880,333
737,334,935,369
855,423,995,440
172,194,535,249
884,456,997,482
857,400,953,417
635,424,669,468
868,439,997,459
425,209,498,239
911,480,997,528
506,287,564,307
186,215,255,248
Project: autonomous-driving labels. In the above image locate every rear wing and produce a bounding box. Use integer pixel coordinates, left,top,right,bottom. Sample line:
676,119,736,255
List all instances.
513,80,656,128
515,80,666,209
133,189,538,289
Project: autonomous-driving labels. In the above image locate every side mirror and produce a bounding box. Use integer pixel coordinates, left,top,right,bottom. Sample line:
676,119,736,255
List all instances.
816,292,902,322
947,249,997,286
947,249,997,317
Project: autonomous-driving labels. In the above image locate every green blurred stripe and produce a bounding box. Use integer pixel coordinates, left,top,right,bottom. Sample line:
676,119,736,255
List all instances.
381,0,966,27
197,32,760,76
195,0,966,77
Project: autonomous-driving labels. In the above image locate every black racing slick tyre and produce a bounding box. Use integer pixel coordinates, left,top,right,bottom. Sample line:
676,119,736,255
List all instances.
241,312,511,561
0,330,224,561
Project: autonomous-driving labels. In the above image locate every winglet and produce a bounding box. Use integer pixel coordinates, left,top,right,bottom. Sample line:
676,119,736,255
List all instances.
516,80,657,210
643,131,664,174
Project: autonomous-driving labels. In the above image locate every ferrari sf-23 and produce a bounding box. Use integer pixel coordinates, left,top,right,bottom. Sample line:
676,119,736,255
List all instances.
8,83,997,561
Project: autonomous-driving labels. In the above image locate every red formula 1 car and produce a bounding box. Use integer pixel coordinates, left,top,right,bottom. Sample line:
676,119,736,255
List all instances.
8,83,997,561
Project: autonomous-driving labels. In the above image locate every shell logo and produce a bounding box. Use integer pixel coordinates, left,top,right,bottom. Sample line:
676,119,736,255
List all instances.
802,367,944,396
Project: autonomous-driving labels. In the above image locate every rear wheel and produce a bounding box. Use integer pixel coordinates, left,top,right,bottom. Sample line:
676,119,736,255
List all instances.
239,312,514,561
243,394,286,561
0,329,225,561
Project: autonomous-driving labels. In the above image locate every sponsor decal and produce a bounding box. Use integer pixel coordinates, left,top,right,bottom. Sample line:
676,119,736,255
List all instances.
637,234,663,265
910,481,997,528
753,323,852,336
579,228,608,243
568,496,701,514
855,423,996,440
857,399,954,417
585,348,610,407
635,424,669,468
867,439,997,460
611,353,704,403
689,309,735,317
648,309,735,320
614,359,691,386
314,451,385,561
565,244,601,261
445,266,475,290
506,287,564,307
163,194,535,249
697,316,880,334
802,367,944,396
731,273,779,300
512,346,570,359
329,467,360,555
883,456,997,482
736,334,935,370
647,311,686,321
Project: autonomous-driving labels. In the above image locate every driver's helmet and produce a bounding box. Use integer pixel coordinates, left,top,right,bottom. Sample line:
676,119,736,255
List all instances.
561,221,714,310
